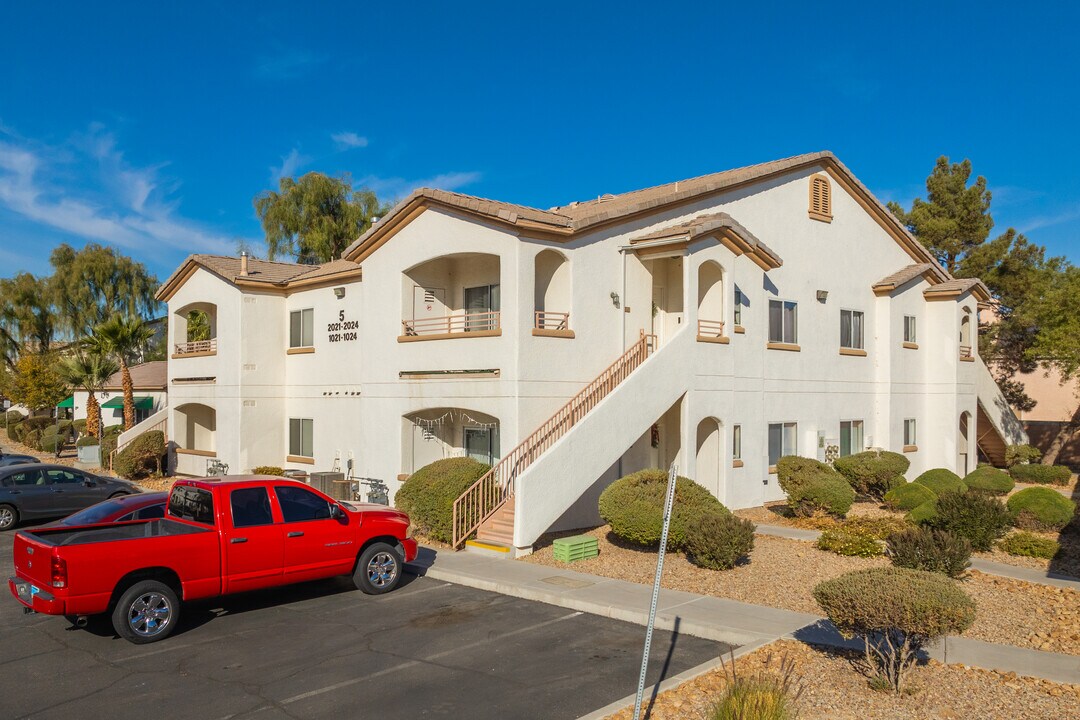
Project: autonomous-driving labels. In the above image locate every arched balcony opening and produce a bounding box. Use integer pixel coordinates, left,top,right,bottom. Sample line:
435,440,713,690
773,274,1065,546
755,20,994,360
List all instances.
533,249,572,336
697,261,726,341
402,408,501,475
695,417,724,501
174,403,218,476
959,313,973,359
958,411,972,475
173,302,218,357
399,254,501,340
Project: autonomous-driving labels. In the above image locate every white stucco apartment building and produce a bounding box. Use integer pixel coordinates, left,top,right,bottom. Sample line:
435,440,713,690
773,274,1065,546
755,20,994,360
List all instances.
150,151,1026,553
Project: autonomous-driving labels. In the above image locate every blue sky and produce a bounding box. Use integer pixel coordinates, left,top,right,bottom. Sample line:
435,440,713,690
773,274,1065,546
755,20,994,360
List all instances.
2,1,1078,281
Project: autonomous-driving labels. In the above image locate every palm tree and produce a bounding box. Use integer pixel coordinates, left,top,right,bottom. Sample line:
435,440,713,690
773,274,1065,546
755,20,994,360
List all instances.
58,352,119,439
85,315,154,430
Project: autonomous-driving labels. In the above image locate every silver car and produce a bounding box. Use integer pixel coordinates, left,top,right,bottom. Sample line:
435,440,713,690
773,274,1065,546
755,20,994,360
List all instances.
0,464,141,530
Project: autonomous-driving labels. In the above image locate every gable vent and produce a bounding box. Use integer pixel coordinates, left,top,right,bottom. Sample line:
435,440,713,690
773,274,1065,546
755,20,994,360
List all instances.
809,174,833,223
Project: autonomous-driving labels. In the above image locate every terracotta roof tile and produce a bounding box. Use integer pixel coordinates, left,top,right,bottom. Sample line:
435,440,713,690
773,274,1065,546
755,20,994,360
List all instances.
630,212,782,267
873,263,935,290
103,361,167,391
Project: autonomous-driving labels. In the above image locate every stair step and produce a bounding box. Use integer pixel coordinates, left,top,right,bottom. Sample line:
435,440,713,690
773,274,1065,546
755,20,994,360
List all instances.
477,528,514,544
464,539,513,558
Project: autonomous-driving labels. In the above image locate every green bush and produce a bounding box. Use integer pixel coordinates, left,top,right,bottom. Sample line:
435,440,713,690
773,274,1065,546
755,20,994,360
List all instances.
963,466,1015,495
9,421,27,443
39,434,64,454
776,455,834,496
73,418,88,434
599,468,728,550
1008,464,1072,486
252,465,286,476
776,456,854,518
817,528,883,557
684,511,755,570
5,410,22,425
840,516,909,540
924,491,1011,551
913,468,966,495
103,424,123,437
886,527,971,578
906,500,938,525
708,666,800,720
1005,444,1042,467
1007,487,1076,532
394,457,491,543
23,429,41,450
813,568,976,694
24,416,53,432
883,482,937,512
76,435,100,448
997,532,1061,560
113,431,166,479
833,450,910,500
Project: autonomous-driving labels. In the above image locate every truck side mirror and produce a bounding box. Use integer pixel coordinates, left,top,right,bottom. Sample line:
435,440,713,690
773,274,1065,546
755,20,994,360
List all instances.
330,504,346,521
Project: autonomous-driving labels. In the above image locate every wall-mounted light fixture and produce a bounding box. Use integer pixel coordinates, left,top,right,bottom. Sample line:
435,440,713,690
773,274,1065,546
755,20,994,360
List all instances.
334,287,346,299
610,291,621,308
816,290,829,303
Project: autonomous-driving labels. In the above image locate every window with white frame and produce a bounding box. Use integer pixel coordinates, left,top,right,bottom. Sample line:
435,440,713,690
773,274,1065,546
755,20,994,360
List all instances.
904,418,917,447
733,425,742,460
840,420,864,457
768,422,797,467
289,308,315,348
768,300,797,344
904,315,917,344
289,418,314,458
840,309,864,349
734,288,743,326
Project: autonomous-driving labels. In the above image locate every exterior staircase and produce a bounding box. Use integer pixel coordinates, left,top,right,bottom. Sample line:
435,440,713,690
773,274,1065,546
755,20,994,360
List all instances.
974,356,1028,466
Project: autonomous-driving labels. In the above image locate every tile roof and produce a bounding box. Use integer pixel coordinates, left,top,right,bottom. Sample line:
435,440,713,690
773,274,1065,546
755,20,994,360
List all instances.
873,263,935,291
924,278,991,299
629,212,782,267
103,361,167,390
156,254,361,300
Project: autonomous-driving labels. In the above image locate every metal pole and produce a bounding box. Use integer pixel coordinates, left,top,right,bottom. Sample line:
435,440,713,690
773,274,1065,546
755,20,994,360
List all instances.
632,461,678,720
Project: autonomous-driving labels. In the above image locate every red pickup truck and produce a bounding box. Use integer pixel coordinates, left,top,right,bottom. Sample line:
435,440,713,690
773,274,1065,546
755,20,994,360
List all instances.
8,476,417,644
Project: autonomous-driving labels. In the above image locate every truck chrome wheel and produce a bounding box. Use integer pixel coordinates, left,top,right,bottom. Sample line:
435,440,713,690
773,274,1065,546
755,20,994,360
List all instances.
128,592,172,637
367,552,399,588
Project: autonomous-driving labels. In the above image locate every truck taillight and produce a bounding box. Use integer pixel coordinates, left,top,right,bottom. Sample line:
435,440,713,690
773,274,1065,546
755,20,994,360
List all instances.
51,556,67,589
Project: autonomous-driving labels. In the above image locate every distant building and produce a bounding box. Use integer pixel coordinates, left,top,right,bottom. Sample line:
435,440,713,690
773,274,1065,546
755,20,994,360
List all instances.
66,361,168,427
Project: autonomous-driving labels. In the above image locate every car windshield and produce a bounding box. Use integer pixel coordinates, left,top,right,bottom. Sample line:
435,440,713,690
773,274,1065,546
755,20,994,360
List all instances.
60,500,127,526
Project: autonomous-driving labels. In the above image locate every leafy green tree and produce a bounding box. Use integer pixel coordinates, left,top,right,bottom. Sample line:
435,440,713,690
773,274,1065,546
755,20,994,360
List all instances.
0,353,68,411
49,243,161,337
254,172,389,263
57,352,120,439
84,315,155,430
186,310,211,342
0,273,57,367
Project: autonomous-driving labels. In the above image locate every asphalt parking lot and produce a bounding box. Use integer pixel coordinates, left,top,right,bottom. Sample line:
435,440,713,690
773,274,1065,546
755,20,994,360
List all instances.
0,529,730,719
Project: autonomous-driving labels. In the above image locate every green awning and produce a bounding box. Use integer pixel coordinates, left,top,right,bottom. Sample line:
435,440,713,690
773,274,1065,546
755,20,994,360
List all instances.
57,396,74,408
101,396,153,410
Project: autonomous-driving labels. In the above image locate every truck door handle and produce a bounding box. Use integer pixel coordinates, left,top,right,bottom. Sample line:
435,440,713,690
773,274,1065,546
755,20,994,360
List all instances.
230,537,247,544
287,531,304,538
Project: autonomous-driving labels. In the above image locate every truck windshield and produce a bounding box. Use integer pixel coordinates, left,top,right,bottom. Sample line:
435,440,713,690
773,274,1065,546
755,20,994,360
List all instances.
169,486,215,525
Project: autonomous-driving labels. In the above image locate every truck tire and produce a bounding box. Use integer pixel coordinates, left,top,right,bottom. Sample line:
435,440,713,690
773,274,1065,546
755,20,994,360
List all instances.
353,542,404,595
111,580,180,644
0,504,17,531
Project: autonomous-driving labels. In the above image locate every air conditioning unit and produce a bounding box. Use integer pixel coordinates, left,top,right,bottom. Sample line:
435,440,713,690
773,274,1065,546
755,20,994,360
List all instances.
309,471,349,501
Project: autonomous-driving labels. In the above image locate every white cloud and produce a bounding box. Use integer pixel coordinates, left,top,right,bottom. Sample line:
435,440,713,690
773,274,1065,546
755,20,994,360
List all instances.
270,148,312,182
357,170,483,202
331,132,369,150
1017,203,1080,234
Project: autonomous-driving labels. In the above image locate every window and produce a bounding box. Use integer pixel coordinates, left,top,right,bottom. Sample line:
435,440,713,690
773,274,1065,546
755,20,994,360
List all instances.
809,175,832,220
45,469,83,484
289,418,314,458
275,485,332,522
840,420,864,457
904,315,917,344
904,418,917,447
840,309,864,350
289,308,314,348
6,470,43,487
734,288,743,326
767,422,797,467
464,284,500,331
464,426,499,465
732,425,742,460
168,485,215,525
231,487,274,528
768,300,798,344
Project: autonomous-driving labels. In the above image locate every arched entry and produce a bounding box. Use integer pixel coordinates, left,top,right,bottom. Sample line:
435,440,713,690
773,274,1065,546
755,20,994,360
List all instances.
697,261,725,339
695,417,724,501
402,408,501,474
534,249,571,331
958,411,972,475
959,313,973,359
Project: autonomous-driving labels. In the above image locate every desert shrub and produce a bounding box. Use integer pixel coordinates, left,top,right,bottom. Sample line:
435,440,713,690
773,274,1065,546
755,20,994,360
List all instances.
817,528,883,557
813,567,976,694
252,465,285,476
101,433,118,462
883,482,937,512
684,511,755,570
776,455,834,496
394,457,491,543
23,429,41,450
24,416,53,432
962,466,1014,495
841,516,909,540
1007,487,1076,532
776,456,854,518
833,450,910,500
886,527,971,578
73,418,88,434
39,434,64,454
0,414,6,429
906,500,938,525
1005,444,1042,467
997,532,1061,560
709,655,802,720
913,468,966,495
923,491,1011,551
76,435,100,448
103,424,123,437
41,423,60,438
113,431,166,479
9,421,27,443
5,410,22,424
1008,464,1072,486
599,468,728,550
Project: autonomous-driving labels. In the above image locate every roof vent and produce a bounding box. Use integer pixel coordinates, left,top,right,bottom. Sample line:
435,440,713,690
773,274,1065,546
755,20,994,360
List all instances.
598,193,617,203
240,251,249,277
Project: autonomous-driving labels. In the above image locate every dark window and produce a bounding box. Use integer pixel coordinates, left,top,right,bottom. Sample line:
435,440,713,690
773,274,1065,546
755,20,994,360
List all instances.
275,486,332,523
136,505,165,520
168,485,215,525
116,512,135,522
7,470,44,487
230,487,274,528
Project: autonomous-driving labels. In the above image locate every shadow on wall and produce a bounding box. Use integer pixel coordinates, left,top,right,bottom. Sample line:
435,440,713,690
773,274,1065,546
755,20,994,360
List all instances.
1048,472,1080,581
1023,421,1080,471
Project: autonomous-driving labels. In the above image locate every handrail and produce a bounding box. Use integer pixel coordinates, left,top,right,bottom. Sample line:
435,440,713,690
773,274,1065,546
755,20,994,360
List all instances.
697,318,724,337
174,338,217,355
960,344,973,358
451,332,656,547
402,311,500,336
534,311,570,331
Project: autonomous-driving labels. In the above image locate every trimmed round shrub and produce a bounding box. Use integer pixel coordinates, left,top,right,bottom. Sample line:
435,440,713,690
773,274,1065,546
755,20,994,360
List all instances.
76,435,100,448
883,482,937,512
963,466,1014,495
906,500,938,525
833,450,910,499
599,469,728,550
0,413,6,429
39,434,63,454
684,510,755,570
1007,487,1076,532
394,458,491,543
5,410,23,424
1005,444,1042,467
252,465,286,476
913,468,966,495
788,474,855,518
776,455,834,496
886,527,971,578
113,430,166,479
23,429,41,450
9,421,27,443
813,567,976,693
103,424,123,437
817,528,883,557
73,418,88,435
997,532,1061,560
24,416,53,432
924,491,1011,551
1009,464,1072,486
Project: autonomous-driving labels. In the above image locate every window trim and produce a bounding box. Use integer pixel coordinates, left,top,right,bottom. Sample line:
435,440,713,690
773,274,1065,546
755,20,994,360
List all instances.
903,315,917,344
288,417,314,459
839,419,865,457
289,308,315,349
732,424,742,460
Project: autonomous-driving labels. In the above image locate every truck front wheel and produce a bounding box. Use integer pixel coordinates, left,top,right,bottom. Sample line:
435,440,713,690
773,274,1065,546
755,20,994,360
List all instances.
112,580,180,644
353,542,404,595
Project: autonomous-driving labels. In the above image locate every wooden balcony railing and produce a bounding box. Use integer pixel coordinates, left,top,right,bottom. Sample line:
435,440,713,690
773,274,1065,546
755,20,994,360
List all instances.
960,345,974,359
697,319,725,338
173,338,217,356
401,311,500,337
534,311,570,331
451,331,656,548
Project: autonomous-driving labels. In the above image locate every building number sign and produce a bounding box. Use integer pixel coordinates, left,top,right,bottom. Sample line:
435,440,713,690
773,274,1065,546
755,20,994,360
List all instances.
328,310,359,343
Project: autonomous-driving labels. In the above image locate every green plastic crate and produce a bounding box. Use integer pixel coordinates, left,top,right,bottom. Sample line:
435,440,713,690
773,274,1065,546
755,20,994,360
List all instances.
553,534,599,563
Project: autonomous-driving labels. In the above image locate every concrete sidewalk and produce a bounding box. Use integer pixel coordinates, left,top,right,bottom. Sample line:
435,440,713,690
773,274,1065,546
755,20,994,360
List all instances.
409,547,1080,685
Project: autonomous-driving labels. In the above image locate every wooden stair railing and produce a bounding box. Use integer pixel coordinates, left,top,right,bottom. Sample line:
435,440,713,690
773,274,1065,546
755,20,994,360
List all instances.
452,332,656,548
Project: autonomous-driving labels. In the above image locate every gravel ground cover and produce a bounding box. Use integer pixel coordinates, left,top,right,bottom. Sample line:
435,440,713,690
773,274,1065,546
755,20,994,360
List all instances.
604,640,1080,720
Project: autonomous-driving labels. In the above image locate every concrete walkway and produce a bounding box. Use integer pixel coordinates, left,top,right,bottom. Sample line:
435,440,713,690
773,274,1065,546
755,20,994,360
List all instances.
409,547,1080,686
755,523,1080,590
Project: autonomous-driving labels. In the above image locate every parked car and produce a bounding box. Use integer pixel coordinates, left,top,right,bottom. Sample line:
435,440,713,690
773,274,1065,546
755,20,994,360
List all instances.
9,477,417,643
0,464,142,531
48,492,168,527
0,452,39,467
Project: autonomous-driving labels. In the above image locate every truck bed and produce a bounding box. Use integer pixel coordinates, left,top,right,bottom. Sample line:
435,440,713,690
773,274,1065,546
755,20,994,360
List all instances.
22,519,210,547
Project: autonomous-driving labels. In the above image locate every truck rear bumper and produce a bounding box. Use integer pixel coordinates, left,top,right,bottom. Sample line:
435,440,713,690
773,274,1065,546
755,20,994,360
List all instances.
9,576,63,615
